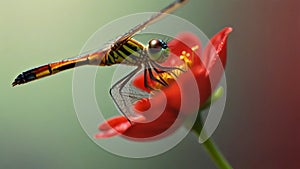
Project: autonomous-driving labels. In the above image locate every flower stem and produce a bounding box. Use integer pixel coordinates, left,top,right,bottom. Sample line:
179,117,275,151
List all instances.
192,116,233,169
191,87,233,169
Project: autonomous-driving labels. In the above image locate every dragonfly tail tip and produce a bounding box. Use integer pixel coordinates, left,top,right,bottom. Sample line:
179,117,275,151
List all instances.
12,80,20,87
12,73,27,87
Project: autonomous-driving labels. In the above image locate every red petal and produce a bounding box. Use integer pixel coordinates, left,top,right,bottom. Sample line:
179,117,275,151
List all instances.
94,116,132,138
168,32,202,58
202,27,232,92
203,27,232,72
133,98,151,112
121,108,181,140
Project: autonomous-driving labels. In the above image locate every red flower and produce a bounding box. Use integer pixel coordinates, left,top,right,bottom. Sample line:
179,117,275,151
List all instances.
95,27,232,140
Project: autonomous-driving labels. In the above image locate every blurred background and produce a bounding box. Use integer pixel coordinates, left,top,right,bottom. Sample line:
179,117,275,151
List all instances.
1,0,299,168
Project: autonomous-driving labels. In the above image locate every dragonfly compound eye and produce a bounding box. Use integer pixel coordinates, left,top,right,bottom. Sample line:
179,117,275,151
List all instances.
147,39,169,63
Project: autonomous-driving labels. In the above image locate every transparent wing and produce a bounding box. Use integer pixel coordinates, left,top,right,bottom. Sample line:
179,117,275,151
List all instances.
77,0,188,65
116,0,188,45
110,67,150,121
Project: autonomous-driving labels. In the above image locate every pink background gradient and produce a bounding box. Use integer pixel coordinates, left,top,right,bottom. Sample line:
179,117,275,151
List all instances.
204,0,300,168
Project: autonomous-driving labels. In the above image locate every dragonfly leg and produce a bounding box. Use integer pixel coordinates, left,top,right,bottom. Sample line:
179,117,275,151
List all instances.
144,63,169,89
109,66,142,122
152,61,185,72
143,68,155,90
152,66,177,78
148,68,169,87
150,61,185,79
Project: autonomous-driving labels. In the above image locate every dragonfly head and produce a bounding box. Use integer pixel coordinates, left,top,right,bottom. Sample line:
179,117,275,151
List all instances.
147,39,170,63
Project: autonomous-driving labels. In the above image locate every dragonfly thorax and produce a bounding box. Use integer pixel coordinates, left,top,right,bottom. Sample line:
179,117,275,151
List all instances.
147,39,169,63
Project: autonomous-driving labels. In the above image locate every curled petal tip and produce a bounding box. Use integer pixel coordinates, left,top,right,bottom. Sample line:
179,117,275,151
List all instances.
224,27,233,33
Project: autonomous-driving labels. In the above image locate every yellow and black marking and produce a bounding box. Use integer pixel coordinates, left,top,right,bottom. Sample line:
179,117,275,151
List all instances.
102,38,144,66
12,52,102,86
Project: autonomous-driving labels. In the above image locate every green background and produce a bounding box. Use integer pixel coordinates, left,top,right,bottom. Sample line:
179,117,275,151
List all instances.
1,0,299,168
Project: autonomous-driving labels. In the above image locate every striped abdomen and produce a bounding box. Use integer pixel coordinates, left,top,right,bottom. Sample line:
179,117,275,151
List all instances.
100,38,145,66
12,38,145,86
12,50,106,86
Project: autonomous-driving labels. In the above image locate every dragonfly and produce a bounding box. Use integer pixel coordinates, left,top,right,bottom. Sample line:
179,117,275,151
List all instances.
12,0,189,121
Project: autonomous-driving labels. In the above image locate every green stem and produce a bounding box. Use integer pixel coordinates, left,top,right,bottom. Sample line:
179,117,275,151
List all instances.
191,87,233,169
192,116,233,169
